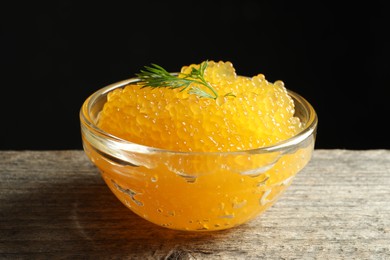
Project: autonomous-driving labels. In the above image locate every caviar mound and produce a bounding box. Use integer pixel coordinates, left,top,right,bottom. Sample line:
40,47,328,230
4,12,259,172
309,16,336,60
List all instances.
97,60,303,152
80,61,318,231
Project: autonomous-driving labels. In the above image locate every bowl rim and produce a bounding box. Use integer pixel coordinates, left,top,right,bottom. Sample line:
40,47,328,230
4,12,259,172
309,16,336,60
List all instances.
80,76,318,155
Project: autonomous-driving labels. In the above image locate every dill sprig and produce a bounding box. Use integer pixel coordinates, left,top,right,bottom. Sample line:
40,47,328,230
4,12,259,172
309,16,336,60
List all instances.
136,60,219,99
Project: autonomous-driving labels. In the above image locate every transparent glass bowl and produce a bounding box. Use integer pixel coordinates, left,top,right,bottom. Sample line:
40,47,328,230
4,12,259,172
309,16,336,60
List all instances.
80,76,318,231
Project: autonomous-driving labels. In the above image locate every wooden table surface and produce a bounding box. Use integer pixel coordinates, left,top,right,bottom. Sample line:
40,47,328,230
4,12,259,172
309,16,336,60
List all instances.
1,150,389,259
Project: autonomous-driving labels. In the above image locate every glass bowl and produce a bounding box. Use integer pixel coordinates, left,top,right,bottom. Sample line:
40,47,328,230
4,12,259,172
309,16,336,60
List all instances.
80,76,318,231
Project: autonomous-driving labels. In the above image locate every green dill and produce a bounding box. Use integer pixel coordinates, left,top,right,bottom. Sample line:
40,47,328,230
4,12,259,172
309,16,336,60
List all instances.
135,60,219,99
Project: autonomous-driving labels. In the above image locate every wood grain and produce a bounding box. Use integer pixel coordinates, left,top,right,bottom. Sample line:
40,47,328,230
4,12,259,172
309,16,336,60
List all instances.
1,150,389,259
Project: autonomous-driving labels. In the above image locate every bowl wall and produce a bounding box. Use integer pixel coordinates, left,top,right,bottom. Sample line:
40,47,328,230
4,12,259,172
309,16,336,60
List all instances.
80,77,317,231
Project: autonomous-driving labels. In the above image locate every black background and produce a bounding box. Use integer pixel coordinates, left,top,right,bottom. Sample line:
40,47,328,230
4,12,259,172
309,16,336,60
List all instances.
1,1,389,150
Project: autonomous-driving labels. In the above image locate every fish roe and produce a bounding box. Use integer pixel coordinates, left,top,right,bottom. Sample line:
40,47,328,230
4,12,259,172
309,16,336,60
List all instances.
97,60,303,152
82,60,316,231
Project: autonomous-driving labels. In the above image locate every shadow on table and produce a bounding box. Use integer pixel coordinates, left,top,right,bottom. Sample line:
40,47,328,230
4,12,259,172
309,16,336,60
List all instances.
1,172,239,258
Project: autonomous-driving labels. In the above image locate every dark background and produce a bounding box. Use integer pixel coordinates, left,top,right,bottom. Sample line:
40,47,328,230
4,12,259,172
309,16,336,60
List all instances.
1,1,389,150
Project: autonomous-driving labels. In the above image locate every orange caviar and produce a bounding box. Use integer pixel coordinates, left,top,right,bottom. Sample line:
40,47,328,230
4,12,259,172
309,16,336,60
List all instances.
97,61,303,152
83,61,314,231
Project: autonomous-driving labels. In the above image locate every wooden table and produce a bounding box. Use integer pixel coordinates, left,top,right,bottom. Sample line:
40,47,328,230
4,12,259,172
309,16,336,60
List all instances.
1,150,389,259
